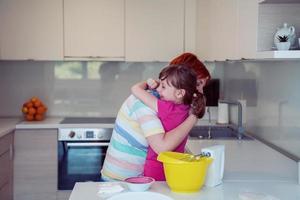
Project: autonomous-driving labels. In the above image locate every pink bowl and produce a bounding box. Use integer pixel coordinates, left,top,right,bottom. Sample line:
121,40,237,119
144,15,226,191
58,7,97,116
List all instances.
125,176,155,184
124,176,155,191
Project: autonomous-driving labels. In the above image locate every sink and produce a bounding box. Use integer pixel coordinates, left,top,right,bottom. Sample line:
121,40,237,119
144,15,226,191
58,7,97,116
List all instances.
189,126,252,140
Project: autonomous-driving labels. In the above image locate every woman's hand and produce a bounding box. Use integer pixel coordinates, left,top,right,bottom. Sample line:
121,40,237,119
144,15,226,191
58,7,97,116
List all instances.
131,81,158,112
147,78,159,89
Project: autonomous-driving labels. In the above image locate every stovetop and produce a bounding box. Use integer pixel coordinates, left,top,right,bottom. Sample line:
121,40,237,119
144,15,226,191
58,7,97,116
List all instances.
60,117,116,124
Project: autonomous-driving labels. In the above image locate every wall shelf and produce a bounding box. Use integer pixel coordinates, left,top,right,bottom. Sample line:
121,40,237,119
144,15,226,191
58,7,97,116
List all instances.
256,50,300,59
260,0,300,4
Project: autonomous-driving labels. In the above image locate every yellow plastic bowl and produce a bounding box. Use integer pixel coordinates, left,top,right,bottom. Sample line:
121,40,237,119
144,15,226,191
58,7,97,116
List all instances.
157,151,213,193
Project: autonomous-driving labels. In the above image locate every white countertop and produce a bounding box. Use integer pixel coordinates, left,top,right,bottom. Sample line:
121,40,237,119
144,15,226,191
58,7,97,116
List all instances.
15,117,64,129
0,117,218,133
12,118,219,130
69,181,300,200
0,117,22,138
186,139,298,182
15,117,115,129
0,116,116,138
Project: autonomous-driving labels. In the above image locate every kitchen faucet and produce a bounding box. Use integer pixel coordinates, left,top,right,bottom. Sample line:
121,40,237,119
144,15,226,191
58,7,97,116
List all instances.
218,100,245,140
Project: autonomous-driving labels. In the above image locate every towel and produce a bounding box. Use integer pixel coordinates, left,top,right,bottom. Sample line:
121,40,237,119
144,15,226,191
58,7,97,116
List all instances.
97,182,125,198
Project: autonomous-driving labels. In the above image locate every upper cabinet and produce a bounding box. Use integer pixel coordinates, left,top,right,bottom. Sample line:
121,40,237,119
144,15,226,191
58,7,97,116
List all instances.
64,0,125,60
0,0,192,61
197,0,241,61
125,0,185,62
197,0,257,61
4,0,300,61
197,0,300,61
0,0,63,60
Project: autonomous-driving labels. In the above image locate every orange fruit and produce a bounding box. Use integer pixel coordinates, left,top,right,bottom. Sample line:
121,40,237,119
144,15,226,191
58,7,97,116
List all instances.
28,107,36,115
22,107,28,114
33,100,41,108
25,114,34,121
25,102,33,108
30,96,39,103
35,114,44,121
37,106,45,114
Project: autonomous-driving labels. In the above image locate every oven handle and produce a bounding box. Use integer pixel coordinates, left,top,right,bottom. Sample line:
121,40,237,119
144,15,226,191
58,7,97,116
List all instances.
66,142,110,147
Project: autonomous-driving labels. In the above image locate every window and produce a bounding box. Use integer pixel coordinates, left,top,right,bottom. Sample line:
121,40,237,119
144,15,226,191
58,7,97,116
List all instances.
55,61,101,80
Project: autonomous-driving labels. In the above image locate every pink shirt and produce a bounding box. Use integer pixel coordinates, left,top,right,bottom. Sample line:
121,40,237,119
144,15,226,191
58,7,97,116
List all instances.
143,99,189,180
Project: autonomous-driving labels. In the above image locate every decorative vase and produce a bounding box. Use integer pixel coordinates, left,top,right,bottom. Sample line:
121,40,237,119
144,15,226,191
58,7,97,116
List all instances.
274,23,296,48
276,42,291,51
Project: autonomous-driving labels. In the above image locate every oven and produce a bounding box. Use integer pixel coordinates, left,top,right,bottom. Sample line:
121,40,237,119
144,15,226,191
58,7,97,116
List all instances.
58,126,112,190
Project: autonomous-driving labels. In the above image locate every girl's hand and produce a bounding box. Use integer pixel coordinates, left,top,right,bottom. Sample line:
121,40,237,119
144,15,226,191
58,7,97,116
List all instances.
147,78,159,89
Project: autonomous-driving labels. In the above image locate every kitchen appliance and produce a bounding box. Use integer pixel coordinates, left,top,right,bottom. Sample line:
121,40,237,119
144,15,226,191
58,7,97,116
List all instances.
58,117,115,190
201,145,225,187
203,79,220,107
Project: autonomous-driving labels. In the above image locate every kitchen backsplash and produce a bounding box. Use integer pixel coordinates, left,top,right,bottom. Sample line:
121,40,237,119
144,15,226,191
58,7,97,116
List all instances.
0,60,222,117
0,59,299,159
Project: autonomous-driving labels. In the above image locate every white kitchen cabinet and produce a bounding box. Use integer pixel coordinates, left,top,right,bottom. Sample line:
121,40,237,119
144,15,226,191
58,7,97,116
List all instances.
0,132,13,200
64,0,125,60
57,191,72,200
0,0,63,60
14,129,57,200
197,0,257,61
197,0,237,61
125,0,185,62
237,0,259,59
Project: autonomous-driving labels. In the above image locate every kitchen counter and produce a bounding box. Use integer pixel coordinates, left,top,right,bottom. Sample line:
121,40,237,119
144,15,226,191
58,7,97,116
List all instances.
69,181,300,200
187,138,299,182
0,116,116,137
15,117,64,129
15,117,115,129
0,117,21,138
7,117,220,130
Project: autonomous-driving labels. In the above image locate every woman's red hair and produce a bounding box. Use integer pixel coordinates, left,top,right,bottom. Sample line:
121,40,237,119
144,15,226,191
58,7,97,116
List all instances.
170,52,211,81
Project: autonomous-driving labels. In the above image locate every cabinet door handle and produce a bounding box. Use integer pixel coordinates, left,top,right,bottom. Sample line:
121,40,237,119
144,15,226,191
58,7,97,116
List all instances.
9,144,13,160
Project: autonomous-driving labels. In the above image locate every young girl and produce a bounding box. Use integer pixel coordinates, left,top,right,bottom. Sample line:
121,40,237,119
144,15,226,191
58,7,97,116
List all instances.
131,64,206,180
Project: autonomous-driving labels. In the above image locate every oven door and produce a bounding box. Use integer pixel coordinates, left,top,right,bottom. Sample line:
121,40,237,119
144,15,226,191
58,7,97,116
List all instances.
58,141,109,190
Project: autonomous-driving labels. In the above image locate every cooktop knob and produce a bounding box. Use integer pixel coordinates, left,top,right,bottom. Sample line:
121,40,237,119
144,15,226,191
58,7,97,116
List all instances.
69,131,76,138
97,133,103,139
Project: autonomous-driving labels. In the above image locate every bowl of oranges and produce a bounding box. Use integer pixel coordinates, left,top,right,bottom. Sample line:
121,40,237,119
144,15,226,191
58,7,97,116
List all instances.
21,97,47,121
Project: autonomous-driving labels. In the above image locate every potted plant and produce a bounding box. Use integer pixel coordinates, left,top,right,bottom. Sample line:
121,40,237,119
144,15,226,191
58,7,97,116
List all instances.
276,35,291,50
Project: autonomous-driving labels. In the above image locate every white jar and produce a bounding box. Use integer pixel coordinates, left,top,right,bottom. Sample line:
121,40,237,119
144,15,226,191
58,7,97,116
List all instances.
274,23,296,48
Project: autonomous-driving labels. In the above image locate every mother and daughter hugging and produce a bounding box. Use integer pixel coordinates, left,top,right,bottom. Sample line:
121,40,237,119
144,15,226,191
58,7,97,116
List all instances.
101,52,211,181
